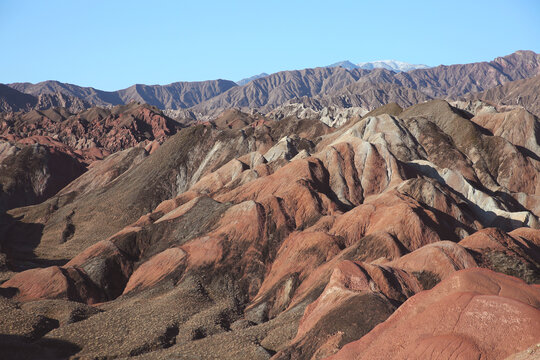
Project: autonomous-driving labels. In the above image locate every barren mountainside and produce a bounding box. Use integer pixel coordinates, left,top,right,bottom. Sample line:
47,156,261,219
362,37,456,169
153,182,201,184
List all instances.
0,50,540,360
191,50,540,116
0,84,89,113
9,79,237,110
5,51,539,120
190,67,372,115
465,74,540,117
1,96,540,359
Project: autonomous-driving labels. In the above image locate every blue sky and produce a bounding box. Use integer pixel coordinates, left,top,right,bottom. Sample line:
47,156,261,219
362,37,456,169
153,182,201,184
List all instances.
1,0,539,90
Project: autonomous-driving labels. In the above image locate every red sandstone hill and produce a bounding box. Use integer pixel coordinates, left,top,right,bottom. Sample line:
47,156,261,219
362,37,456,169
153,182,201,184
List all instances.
1,102,183,159
0,102,184,215
328,268,540,360
0,98,538,359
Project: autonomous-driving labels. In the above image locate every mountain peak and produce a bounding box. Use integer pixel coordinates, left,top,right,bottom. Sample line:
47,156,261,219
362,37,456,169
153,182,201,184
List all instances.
237,73,269,86
356,60,430,72
327,61,359,70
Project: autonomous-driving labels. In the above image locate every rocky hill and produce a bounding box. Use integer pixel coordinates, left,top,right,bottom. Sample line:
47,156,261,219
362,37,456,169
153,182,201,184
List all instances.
464,74,540,117
0,102,183,214
0,98,539,359
1,102,183,157
0,84,89,113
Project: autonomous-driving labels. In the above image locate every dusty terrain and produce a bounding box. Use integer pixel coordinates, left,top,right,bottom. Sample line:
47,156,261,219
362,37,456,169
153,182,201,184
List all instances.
0,52,539,360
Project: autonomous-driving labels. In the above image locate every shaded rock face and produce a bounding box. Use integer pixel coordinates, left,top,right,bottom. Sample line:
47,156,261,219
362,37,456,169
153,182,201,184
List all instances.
0,84,40,113
0,99,539,360
0,140,87,212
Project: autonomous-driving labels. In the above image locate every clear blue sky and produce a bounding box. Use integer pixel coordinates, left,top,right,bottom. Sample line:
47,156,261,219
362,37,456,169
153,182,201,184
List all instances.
1,0,539,90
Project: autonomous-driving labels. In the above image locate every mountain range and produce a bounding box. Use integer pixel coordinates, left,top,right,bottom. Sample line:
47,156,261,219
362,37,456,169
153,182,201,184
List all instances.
1,50,540,360
7,79,237,111
2,51,539,120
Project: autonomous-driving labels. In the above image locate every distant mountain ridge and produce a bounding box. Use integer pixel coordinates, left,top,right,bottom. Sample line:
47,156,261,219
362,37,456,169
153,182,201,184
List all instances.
190,67,372,116
357,60,430,72
327,61,360,70
3,50,539,119
328,60,430,72
0,83,90,113
192,50,540,115
237,73,269,86
8,79,237,110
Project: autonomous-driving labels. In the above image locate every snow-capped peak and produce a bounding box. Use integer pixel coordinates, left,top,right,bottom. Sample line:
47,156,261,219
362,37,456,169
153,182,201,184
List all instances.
356,60,429,72
328,60,430,72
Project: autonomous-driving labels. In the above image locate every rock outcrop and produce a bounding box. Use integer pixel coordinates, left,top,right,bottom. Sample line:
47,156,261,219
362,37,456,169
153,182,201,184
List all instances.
329,269,540,360
465,74,540,117
1,102,183,160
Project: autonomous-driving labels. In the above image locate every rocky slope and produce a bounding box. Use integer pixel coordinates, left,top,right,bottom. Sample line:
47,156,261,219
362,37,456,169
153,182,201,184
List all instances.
329,268,540,360
464,74,540,117
0,99,539,359
0,102,185,217
1,102,183,160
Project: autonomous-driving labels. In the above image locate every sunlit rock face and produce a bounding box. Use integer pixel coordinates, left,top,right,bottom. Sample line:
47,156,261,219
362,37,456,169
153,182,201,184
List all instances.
1,93,539,359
